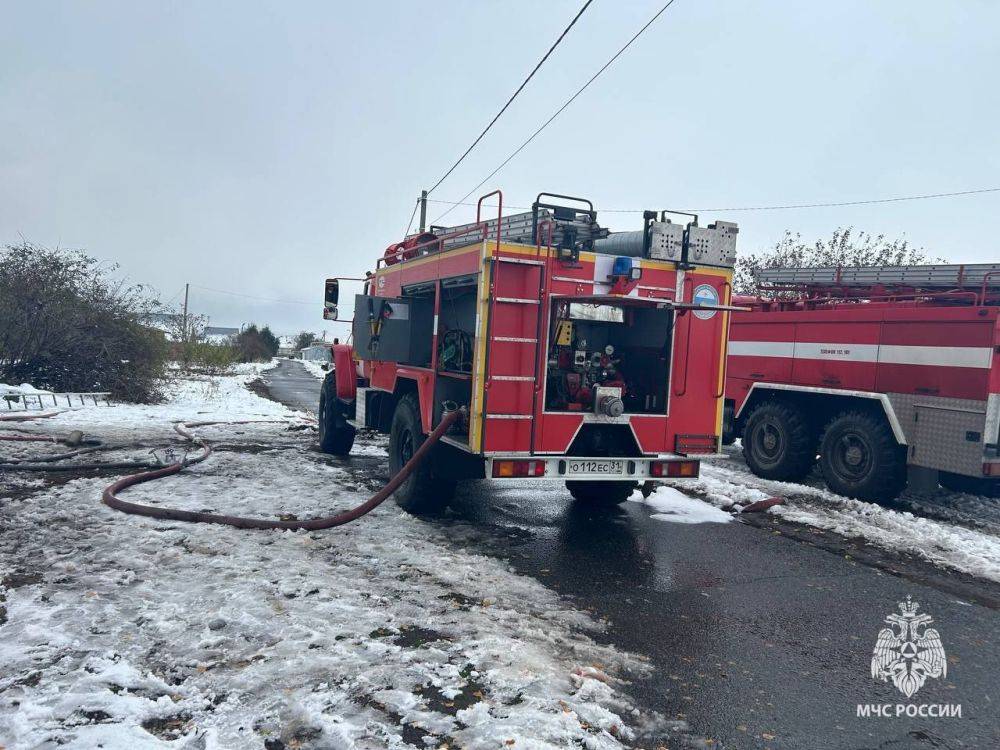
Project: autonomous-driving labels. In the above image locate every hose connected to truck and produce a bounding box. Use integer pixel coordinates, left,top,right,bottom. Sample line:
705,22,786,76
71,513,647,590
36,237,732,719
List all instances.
100,410,460,530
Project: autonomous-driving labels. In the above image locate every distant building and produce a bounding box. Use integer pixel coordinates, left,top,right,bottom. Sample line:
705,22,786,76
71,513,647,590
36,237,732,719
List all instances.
277,335,299,358
301,344,332,362
203,326,239,344
140,313,240,343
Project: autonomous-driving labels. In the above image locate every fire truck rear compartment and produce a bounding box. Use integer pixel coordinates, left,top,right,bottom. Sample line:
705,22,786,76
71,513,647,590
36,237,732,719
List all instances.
545,301,673,415
434,281,478,443
376,279,480,445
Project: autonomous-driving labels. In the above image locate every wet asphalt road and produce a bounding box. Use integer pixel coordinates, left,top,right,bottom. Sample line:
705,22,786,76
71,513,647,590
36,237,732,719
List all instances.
264,359,1000,750
264,358,326,413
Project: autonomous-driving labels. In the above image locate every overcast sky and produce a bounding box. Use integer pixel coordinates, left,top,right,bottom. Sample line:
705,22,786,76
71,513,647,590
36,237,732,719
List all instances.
2,1,998,336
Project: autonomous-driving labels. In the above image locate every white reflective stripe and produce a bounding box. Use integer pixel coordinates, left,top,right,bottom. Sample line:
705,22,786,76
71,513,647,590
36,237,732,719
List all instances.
729,340,994,369
878,345,992,369
729,340,793,358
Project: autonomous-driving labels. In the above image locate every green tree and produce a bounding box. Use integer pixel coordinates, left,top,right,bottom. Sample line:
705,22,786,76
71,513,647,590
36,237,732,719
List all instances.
260,326,280,357
293,331,316,351
234,324,280,362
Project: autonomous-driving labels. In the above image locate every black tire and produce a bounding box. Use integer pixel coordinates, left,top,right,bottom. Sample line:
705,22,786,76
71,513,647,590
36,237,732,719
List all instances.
318,374,355,455
939,472,1000,498
566,480,637,505
818,410,906,501
741,400,816,481
389,394,455,514
722,400,738,446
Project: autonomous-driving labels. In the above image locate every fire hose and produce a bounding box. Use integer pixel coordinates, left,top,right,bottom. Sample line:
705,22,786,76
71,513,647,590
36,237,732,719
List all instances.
100,410,460,530
0,412,60,422
8,408,775,525
0,435,167,472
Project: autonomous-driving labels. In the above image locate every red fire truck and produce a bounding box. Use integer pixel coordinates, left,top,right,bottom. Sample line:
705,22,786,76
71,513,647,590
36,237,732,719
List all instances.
319,192,741,512
724,264,1000,500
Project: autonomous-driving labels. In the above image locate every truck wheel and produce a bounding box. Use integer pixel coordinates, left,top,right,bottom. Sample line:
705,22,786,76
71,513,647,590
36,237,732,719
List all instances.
818,411,905,501
722,400,738,445
389,393,456,514
742,401,815,481
566,480,637,505
939,472,1000,498
318,375,355,455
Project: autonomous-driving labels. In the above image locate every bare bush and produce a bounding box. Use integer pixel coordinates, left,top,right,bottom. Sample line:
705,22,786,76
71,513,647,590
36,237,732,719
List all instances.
0,242,168,402
161,308,208,371
185,341,239,375
733,227,936,296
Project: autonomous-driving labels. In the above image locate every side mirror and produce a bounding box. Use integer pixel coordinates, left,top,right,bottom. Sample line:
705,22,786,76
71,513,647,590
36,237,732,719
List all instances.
323,279,339,320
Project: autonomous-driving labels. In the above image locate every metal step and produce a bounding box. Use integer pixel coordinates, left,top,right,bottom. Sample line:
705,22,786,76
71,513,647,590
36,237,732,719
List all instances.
758,263,1000,290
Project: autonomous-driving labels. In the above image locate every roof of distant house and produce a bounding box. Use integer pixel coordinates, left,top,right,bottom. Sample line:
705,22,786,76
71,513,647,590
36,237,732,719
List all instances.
204,326,239,337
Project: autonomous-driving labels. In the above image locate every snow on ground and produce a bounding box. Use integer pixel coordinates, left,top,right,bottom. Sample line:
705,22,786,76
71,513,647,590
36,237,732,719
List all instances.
298,359,330,381
628,486,732,525
0,369,655,749
665,453,1000,584
0,383,53,395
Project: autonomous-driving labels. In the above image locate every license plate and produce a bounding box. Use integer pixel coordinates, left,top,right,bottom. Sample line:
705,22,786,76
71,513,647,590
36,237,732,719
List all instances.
565,459,625,476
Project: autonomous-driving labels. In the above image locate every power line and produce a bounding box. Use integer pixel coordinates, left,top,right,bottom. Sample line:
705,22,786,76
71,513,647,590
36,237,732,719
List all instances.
432,0,681,225
425,0,595,197
425,186,1000,218
163,286,185,306
680,187,1000,212
403,197,420,237
189,283,315,306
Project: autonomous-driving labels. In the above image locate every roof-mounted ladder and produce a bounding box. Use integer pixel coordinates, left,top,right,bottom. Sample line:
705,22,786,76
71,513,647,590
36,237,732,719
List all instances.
759,263,1000,293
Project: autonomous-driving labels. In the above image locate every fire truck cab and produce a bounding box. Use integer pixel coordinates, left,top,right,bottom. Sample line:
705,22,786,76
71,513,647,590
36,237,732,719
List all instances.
725,264,1000,500
320,192,741,512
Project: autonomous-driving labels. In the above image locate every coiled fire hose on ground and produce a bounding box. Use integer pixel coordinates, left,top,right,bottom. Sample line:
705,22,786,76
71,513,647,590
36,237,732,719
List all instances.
100,410,460,531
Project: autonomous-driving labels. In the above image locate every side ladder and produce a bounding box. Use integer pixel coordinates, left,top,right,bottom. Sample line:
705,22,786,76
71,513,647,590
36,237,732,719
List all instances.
481,254,547,454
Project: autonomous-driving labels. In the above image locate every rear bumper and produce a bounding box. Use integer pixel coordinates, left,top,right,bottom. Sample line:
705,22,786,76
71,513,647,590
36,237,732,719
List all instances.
485,455,702,481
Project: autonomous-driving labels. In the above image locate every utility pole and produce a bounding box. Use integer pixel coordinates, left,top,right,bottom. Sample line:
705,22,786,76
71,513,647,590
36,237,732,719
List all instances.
181,283,190,344
418,190,428,232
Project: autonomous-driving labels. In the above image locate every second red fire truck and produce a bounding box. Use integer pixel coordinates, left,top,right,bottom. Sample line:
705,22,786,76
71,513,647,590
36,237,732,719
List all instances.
724,264,1000,500
319,192,741,512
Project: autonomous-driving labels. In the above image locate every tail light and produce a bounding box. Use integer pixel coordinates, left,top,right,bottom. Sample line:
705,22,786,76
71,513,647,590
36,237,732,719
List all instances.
650,460,700,478
492,460,546,478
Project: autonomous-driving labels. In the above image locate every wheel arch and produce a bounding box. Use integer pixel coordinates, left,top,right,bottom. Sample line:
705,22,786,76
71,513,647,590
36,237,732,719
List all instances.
362,375,430,434
392,375,434,433
332,344,357,400
737,383,907,445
